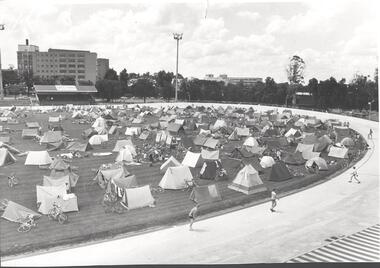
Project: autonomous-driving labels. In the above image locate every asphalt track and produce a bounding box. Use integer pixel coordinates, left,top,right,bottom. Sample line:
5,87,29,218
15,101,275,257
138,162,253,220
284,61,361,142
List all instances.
1,103,379,265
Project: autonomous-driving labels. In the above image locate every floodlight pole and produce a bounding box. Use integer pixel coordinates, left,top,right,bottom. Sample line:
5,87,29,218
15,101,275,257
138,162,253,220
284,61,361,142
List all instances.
173,33,182,102
0,24,5,100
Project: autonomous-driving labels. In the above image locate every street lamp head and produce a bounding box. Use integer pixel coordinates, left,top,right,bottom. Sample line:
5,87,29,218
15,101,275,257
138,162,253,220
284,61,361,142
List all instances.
173,33,183,40
0,24,5,30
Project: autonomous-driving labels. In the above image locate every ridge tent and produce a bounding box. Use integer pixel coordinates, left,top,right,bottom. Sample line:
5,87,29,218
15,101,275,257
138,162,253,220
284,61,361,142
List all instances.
48,116,60,123
89,134,108,145
22,128,39,139
235,127,250,137
0,148,16,166
193,135,208,146
203,137,219,149
295,143,314,153
50,169,79,188
301,150,321,160
182,151,203,168
245,145,266,155
167,123,185,135
228,164,267,195
243,137,259,147
283,151,306,165
228,129,239,141
212,119,227,131
25,151,53,166
125,127,141,136
49,157,70,170
160,156,181,173
1,201,40,223
94,164,130,189
92,117,107,129
111,174,138,198
305,157,329,172
190,184,222,204
199,129,211,136
230,147,255,159
112,140,136,155
201,148,220,161
0,136,11,143
139,131,150,140
174,119,185,125
0,142,20,154
285,128,302,138
269,161,292,182
199,160,222,180
334,126,350,142
260,156,275,168
40,131,62,144
115,147,134,162
26,122,40,129
66,141,92,152
328,146,348,159
82,128,97,139
159,166,193,190
123,185,155,210
43,175,71,190
36,185,78,214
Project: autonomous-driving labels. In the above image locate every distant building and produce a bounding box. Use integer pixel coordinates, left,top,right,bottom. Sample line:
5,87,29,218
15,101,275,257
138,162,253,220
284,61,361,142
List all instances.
17,40,97,84
295,91,314,107
34,84,97,105
204,74,262,86
96,58,109,81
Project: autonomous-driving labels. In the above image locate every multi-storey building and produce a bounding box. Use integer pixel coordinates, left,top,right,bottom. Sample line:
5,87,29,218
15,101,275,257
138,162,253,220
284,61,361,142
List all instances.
96,58,109,81
17,40,97,84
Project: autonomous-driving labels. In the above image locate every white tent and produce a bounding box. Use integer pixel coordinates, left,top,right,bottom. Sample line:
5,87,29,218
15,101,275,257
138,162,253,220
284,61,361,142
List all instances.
159,166,193,189
305,157,329,171
92,117,107,129
285,128,302,138
123,185,155,210
212,119,227,130
0,148,16,166
125,127,141,136
243,137,259,147
228,164,267,195
112,140,136,156
295,143,314,153
235,127,250,137
260,156,275,168
89,134,108,145
160,156,181,173
328,146,348,159
182,151,203,168
201,149,220,161
25,151,53,166
36,184,67,214
115,147,134,162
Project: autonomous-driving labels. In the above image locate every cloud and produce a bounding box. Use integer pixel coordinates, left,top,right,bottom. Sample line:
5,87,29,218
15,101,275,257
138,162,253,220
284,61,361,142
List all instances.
237,11,260,21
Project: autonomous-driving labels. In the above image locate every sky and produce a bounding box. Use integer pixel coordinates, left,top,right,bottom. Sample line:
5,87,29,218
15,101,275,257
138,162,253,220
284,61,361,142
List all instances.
0,0,378,82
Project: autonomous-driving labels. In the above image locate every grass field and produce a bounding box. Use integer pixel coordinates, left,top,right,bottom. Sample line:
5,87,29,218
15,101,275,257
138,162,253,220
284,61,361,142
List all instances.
0,109,368,257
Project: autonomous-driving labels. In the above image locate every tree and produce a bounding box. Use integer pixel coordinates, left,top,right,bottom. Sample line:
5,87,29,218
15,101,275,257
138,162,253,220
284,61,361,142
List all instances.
285,55,305,106
131,78,156,103
119,69,129,95
95,79,123,102
104,68,118,80
308,78,319,107
1,69,19,87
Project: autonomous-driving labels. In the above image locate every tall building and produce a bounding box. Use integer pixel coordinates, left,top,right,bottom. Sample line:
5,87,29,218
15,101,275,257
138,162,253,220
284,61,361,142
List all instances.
96,58,109,81
204,74,262,86
17,40,97,84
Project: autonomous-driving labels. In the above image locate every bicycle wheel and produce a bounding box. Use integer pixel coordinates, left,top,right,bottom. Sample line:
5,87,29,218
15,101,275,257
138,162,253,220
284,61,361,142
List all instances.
17,224,31,233
58,214,68,224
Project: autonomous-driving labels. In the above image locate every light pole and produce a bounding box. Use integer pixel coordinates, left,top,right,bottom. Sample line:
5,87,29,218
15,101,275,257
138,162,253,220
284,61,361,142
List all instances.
0,24,5,100
173,33,182,102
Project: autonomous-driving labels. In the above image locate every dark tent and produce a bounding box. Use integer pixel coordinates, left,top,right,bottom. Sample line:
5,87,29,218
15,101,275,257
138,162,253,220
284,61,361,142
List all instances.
189,184,222,204
66,141,92,152
269,161,292,181
283,152,306,165
263,128,280,137
230,147,255,159
167,123,185,135
200,160,222,180
181,135,195,149
82,128,97,139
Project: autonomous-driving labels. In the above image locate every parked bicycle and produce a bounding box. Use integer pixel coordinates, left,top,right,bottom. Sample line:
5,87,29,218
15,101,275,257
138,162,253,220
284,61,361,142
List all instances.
17,214,37,233
7,173,19,188
48,202,68,224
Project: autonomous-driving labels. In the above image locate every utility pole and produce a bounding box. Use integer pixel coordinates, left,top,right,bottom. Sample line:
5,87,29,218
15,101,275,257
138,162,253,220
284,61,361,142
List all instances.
173,33,182,102
0,24,5,100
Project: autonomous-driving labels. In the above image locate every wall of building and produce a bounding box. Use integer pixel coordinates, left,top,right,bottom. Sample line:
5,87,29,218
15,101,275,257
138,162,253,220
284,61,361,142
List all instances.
96,58,109,81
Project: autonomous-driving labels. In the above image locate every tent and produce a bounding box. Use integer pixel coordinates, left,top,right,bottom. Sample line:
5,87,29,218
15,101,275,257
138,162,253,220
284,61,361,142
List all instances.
245,145,266,155
193,135,208,146
25,151,53,166
305,157,329,171
108,125,118,135
48,116,60,123
139,131,150,140
89,134,108,145
269,161,292,181
302,134,319,145
40,131,62,144
50,169,79,188
115,147,134,162
235,127,250,137
295,143,314,153
0,136,11,143
159,166,193,190
49,157,70,170
341,137,355,148
301,150,321,160
285,128,302,138
334,126,350,142
92,116,107,129
0,148,16,166
112,140,136,156
22,128,39,139
260,156,275,168
66,141,92,152
1,201,40,223
230,147,255,159
160,156,181,173
189,184,222,204
328,146,348,159
182,151,203,168
212,119,227,131
123,185,155,209
110,174,139,199
94,164,130,189
228,129,240,141
228,164,267,195
167,123,185,135
243,137,259,147
26,122,40,129
199,160,222,180
36,185,78,214
201,148,220,161
125,127,141,136
283,152,306,165
203,138,219,149
43,175,71,190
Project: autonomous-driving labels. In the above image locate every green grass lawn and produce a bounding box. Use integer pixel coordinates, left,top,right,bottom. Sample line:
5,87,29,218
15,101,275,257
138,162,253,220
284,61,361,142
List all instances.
0,109,367,257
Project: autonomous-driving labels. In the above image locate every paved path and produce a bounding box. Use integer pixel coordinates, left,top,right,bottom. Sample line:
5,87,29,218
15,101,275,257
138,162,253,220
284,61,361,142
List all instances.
2,105,379,266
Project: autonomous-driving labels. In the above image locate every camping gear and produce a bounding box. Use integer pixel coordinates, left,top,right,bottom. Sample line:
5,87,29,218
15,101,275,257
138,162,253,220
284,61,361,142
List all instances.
228,164,267,195
189,184,222,204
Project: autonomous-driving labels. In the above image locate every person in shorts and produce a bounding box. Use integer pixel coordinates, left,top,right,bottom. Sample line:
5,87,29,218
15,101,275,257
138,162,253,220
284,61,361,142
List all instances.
270,189,279,212
189,203,199,231
349,166,360,183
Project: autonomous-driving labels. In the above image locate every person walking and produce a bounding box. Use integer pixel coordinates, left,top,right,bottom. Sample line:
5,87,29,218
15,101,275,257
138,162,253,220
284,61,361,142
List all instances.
270,189,279,212
349,166,360,183
368,129,373,140
188,203,199,231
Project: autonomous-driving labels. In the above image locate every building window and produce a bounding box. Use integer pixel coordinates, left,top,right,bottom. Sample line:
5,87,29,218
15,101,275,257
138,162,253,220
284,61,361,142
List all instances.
77,59,84,63
78,75,85,79
59,70,66,73
68,64,75,68
78,70,85,73
77,64,85,68
59,53,66,57
59,59,66,62
68,53,75,57
78,53,85,57
59,64,67,68
68,70,76,73
68,59,75,62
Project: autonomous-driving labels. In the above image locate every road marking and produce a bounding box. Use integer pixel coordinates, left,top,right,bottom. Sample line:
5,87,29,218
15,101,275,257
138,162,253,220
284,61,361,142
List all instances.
287,224,380,263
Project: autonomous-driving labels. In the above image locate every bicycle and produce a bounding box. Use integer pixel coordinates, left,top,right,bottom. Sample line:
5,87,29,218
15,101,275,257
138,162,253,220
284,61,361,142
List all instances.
17,214,37,233
7,173,19,188
48,202,68,224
